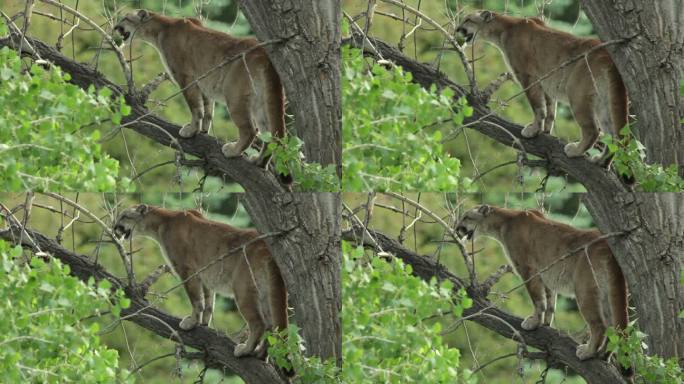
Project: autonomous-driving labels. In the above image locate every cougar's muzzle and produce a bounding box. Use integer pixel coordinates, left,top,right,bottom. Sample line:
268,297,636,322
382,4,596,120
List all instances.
455,225,474,240
113,223,132,240
456,27,474,43
113,25,131,42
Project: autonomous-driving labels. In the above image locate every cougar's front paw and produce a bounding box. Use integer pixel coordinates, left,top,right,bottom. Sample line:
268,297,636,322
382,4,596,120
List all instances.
234,342,254,357
564,142,585,158
521,315,541,330
576,344,596,360
179,315,199,330
521,122,542,138
221,142,243,158
179,123,199,138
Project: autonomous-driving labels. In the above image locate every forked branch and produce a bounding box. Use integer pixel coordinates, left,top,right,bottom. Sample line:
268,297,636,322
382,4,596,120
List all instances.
0,224,288,384
341,225,627,384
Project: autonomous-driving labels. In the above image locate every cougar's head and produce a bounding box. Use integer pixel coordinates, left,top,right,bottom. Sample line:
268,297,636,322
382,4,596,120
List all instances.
113,204,149,240
455,204,493,241
113,9,153,44
455,10,496,43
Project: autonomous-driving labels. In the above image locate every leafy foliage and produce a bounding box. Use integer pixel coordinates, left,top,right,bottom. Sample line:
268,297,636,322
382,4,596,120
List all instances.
604,126,684,191
0,239,132,383
269,242,475,383
0,25,131,191
342,244,474,383
262,133,340,191
606,325,684,383
267,325,340,383
342,46,473,191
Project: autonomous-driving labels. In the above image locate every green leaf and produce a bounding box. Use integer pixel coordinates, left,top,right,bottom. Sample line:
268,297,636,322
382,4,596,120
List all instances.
0,240,132,382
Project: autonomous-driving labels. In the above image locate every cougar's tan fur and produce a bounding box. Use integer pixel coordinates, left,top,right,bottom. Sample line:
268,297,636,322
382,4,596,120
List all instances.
455,205,628,360
456,11,629,165
113,204,288,358
114,10,286,163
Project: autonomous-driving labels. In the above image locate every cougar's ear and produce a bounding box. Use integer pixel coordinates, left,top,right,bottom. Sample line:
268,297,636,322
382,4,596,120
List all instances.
137,9,150,21
477,204,492,216
136,204,149,215
481,10,494,22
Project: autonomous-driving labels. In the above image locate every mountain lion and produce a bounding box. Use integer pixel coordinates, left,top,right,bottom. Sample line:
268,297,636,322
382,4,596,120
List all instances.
456,11,629,165
113,204,288,358
455,205,628,360
113,10,289,174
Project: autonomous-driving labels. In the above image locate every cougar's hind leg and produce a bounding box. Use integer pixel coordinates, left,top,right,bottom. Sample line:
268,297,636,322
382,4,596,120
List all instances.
222,97,256,158
574,274,607,360
233,283,266,357
565,93,599,158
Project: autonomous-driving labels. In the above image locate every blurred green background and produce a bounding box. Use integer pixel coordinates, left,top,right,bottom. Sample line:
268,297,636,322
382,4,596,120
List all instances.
2,0,254,194
1,0,610,382
343,0,595,193
344,191,597,384
0,191,253,383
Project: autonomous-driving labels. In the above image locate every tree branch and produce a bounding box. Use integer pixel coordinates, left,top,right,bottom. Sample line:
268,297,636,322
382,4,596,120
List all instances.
0,224,288,384
1,25,342,365
0,33,282,194
342,33,629,195
341,225,627,384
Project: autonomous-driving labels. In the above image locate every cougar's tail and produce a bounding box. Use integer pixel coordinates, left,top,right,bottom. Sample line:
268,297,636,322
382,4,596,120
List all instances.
267,260,293,376
609,68,629,145
603,67,634,184
609,263,634,380
264,65,292,186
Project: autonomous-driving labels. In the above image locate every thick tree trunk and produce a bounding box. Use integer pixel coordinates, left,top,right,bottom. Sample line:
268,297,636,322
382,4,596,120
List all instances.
580,0,684,176
240,0,342,177
238,0,343,364
244,192,342,365
584,193,684,361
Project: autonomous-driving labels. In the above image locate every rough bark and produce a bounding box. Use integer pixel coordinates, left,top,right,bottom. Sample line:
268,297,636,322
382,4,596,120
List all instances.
240,0,342,177
344,33,684,362
243,192,342,364
341,226,627,384
0,225,288,384
1,11,342,366
238,0,343,362
580,0,684,176
584,193,684,360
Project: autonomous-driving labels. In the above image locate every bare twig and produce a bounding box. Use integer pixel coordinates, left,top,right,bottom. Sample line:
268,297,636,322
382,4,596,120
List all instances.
502,231,628,296
39,192,135,285
480,72,513,103
378,0,476,92
381,192,477,285
503,38,633,104
18,0,35,56
38,0,134,92
159,231,286,297
138,264,172,296
139,72,170,103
